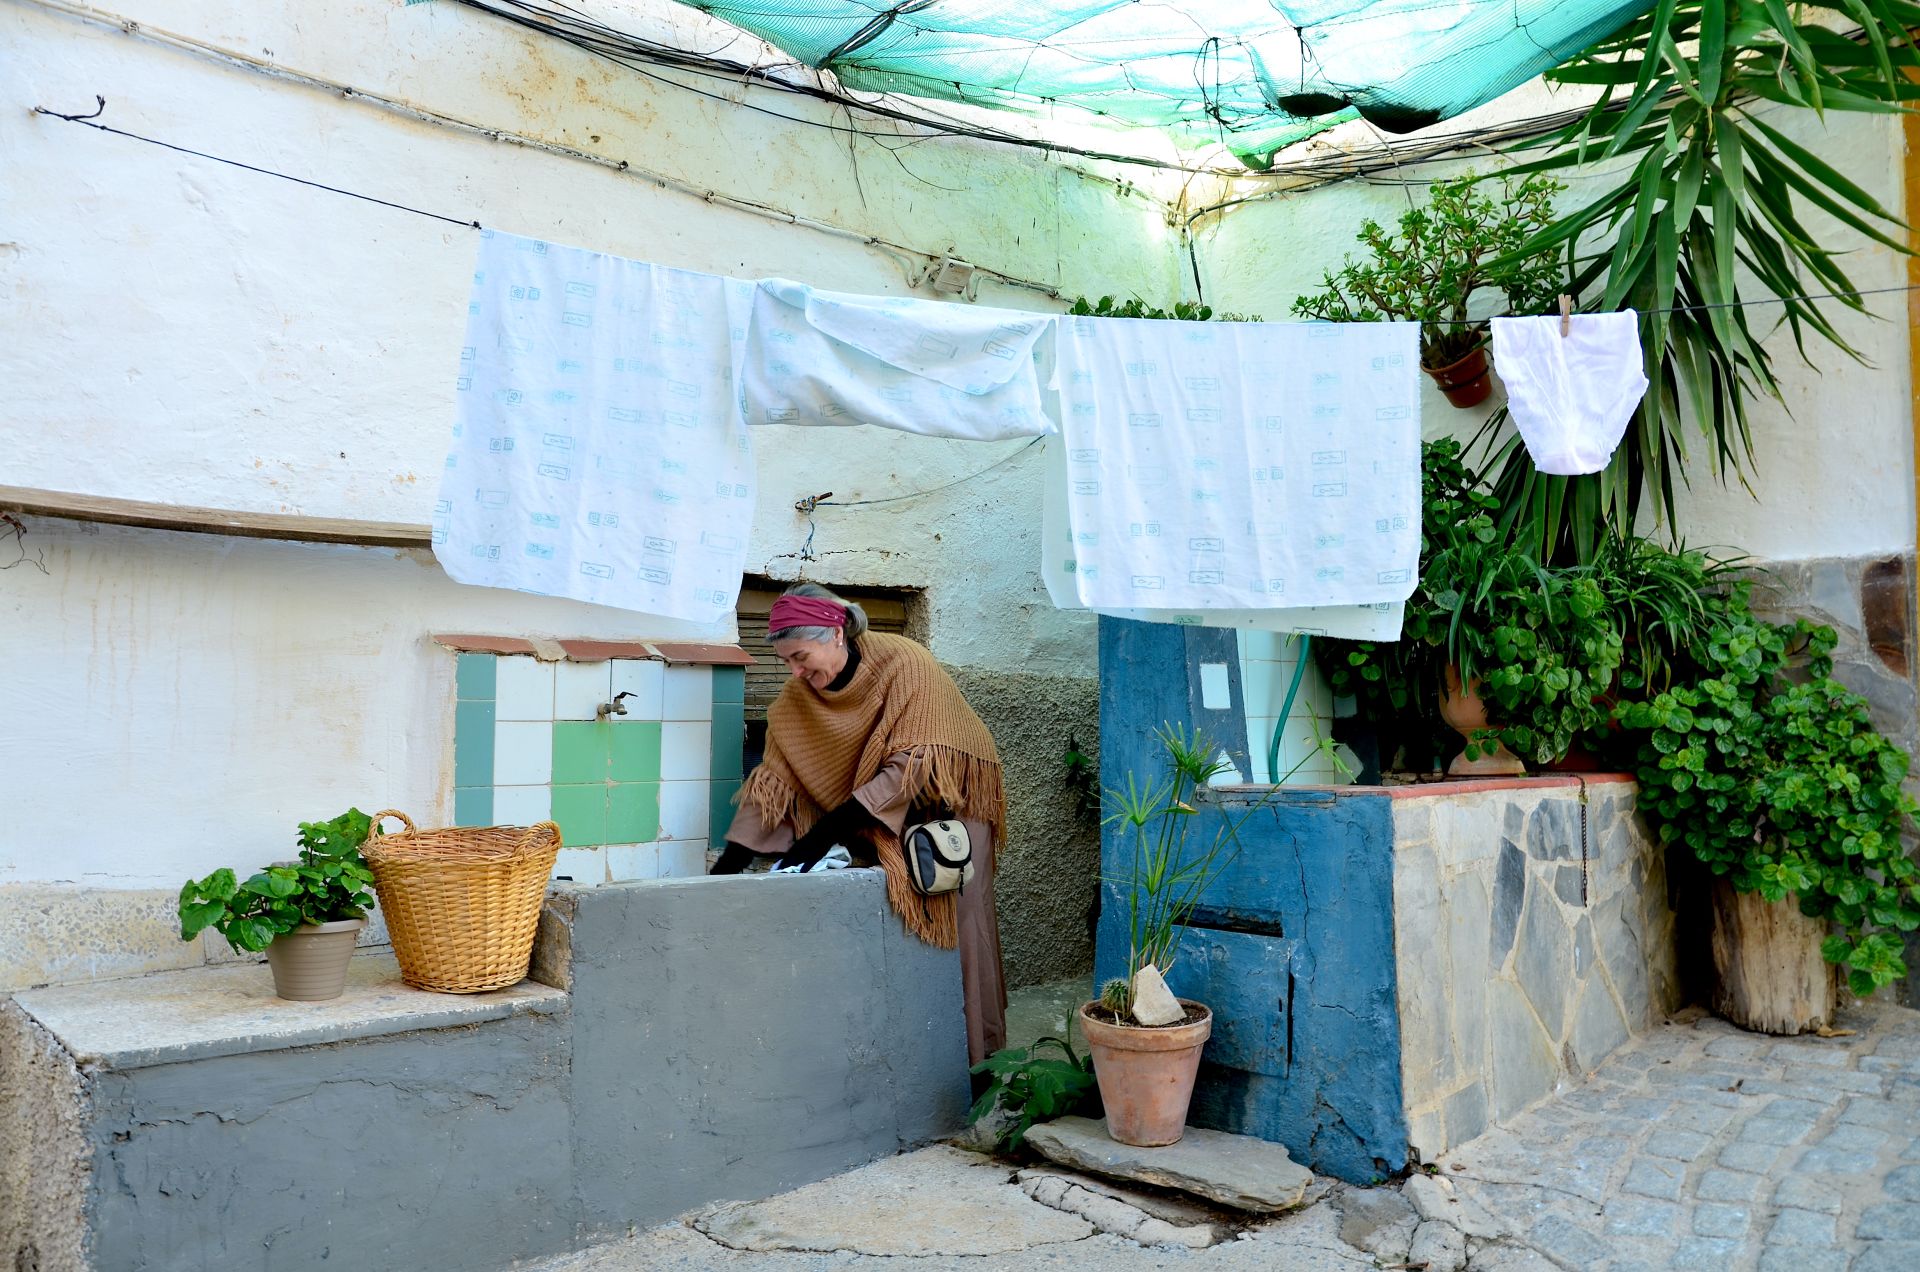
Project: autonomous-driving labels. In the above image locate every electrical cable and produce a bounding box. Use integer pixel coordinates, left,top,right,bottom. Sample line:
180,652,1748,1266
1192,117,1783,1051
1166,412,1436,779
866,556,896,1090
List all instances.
35,93,1919,330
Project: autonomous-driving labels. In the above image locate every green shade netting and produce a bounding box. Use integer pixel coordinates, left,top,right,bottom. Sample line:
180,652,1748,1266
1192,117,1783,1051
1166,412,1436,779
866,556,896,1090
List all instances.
678,0,1653,166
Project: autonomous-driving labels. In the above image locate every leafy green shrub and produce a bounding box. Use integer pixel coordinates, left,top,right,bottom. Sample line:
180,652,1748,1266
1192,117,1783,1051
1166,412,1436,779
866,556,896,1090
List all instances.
1616,588,1920,994
178,809,379,953
967,1032,1100,1152
1065,295,1257,323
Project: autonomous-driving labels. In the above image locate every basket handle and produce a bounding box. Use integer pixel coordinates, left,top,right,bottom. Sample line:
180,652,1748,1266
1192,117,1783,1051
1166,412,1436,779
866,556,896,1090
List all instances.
369,809,417,836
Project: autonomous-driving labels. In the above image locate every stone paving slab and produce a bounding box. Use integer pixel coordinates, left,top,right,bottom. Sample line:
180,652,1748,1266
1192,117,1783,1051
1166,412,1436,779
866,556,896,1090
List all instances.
11,951,566,1068
1025,1116,1314,1212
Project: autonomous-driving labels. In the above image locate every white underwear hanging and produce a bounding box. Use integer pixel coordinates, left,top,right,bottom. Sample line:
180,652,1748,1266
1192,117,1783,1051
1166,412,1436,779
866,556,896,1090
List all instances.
1490,311,1649,476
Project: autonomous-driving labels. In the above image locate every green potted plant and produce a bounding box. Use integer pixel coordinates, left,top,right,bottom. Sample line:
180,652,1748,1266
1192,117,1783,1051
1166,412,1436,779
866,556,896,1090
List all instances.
1291,173,1565,407
177,809,380,1001
1078,726,1260,1147
1613,587,1920,1032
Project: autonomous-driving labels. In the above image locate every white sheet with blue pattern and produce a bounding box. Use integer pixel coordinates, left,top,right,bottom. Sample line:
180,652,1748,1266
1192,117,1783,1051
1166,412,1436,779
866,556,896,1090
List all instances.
434,230,756,623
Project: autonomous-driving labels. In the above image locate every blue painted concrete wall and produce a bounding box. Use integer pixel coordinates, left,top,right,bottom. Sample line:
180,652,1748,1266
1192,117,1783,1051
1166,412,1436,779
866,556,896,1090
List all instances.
1096,617,1409,1184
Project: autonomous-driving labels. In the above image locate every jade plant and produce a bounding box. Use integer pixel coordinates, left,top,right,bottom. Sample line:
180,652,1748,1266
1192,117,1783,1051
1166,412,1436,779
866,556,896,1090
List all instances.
1290,173,1565,370
178,809,379,952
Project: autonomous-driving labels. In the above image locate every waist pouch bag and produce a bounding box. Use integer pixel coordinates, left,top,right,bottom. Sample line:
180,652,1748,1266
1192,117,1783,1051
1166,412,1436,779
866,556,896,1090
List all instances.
903,819,974,895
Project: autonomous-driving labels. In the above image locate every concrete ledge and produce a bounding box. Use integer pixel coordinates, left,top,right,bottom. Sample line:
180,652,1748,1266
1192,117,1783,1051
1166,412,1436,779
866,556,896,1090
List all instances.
10,952,565,1070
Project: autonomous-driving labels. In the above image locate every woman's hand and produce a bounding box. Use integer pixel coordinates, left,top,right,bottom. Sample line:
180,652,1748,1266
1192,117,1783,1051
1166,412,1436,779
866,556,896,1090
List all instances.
708,842,757,875
774,800,873,871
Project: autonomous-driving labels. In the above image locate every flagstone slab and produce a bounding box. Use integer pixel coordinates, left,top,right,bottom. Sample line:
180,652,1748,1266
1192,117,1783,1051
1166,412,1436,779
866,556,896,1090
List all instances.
1024,1116,1313,1213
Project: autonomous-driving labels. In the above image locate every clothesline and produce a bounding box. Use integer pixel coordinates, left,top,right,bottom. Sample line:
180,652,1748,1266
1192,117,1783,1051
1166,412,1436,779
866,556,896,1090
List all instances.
35,98,1920,324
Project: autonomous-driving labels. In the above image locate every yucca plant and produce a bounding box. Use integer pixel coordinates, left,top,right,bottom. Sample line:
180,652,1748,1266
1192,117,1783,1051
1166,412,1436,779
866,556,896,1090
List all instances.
1101,725,1270,1013
1489,3,1919,563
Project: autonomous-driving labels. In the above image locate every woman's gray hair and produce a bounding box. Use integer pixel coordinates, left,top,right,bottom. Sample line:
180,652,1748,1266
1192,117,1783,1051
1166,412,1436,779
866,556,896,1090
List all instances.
769,581,869,644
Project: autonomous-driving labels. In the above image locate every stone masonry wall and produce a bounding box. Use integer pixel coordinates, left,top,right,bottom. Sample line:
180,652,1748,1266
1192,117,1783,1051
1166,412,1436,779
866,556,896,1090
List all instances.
1391,779,1682,1162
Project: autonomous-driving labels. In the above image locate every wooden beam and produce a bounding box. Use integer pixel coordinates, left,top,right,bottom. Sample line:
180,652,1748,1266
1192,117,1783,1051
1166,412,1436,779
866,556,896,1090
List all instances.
0,486,432,549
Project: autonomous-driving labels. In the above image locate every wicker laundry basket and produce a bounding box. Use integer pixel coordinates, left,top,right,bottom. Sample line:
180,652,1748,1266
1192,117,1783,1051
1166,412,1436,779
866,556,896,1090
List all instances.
363,810,562,993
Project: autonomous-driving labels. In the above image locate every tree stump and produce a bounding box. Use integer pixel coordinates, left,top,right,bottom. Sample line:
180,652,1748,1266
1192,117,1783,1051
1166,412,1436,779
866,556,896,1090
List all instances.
1710,880,1839,1035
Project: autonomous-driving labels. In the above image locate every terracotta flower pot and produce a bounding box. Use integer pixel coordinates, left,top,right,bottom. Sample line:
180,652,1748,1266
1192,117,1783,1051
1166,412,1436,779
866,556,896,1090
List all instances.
1424,346,1493,409
1438,664,1526,778
1078,999,1212,1147
265,918,365,1001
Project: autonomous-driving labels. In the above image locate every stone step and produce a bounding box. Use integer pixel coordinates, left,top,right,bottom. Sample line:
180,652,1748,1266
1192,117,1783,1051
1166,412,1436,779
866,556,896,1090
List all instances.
1023,1116,1314,1213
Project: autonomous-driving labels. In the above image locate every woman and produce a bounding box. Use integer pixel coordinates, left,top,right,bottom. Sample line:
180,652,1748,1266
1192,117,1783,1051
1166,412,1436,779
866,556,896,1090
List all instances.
710,583,1008,1063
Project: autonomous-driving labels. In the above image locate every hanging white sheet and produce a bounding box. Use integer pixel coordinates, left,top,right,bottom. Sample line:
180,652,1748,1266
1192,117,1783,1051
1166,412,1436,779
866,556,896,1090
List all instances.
1489,311,1648,476
434,230,756,624
1039,437,1406,638
1052,315,1422,613
740,279,1053,441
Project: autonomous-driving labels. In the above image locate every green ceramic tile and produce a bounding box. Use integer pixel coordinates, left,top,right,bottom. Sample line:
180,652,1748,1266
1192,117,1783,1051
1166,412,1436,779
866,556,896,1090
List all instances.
711,665,745,705
709,702,745,780
454,786,493,828
610,721,662,783
456,653,496,702
552,721,612,784
708,778,741,848
550,784,607,848
454,701,495,788
608,782,659,843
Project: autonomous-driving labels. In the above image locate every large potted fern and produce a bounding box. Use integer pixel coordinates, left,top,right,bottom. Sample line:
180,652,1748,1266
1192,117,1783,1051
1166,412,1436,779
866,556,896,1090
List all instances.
1079,726,1257,1147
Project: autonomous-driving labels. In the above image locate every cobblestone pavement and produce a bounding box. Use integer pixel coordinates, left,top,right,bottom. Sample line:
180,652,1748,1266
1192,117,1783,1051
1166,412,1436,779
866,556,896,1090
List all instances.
1436,1001,1920,1271
520,1001,1920,1271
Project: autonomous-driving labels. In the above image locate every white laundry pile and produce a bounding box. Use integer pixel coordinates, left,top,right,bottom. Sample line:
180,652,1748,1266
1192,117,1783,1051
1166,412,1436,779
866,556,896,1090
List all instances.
1039,437,1406,638
435,231,757,623
740,279,1053,441
767,845,853,875
1490,311,1648,475
1050,315,1422,617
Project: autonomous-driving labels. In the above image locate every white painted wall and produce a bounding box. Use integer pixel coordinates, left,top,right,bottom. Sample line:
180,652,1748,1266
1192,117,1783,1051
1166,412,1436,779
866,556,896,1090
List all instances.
1197,107,1916,563
0,0,1186,887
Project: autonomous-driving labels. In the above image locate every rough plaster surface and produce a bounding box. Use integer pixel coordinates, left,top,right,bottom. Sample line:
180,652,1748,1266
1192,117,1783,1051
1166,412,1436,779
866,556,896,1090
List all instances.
946,666,1100,990
1392,782,1681,1160
85,1011,576,1272
0,1000,89,1272
561,872,970,1237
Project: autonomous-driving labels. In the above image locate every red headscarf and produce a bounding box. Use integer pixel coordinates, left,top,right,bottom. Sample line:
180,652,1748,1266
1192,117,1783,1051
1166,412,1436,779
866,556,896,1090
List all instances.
768,594,847,633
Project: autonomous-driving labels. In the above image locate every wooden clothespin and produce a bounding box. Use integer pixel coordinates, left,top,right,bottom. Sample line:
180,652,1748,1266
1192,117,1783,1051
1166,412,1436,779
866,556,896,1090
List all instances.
1557,294,1572,338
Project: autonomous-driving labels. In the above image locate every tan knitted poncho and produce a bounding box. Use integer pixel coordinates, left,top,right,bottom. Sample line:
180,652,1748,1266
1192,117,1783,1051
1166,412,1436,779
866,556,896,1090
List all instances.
738,632,1006,947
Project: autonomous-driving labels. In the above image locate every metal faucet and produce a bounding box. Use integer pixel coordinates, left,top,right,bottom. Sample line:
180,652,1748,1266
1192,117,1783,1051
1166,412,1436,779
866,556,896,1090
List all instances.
595,691,633,721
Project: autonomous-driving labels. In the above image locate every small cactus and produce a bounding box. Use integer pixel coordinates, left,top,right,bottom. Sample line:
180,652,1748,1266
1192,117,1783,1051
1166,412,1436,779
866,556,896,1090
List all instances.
1099,977,1132,1013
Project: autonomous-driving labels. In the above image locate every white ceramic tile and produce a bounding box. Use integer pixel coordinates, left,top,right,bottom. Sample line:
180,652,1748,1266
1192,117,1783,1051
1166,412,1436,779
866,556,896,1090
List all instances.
552,847,607,884
658,780,710,843
610,659,665,719
555,660,613,721
656,840,709,878
494,784,553,827
607,843,661,881
662,666,714,721
1237,630,1281,662
1242,660,1277,718
1244,717,1277,784
660,721,711,781
494,721,554,786
495,656,556,721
